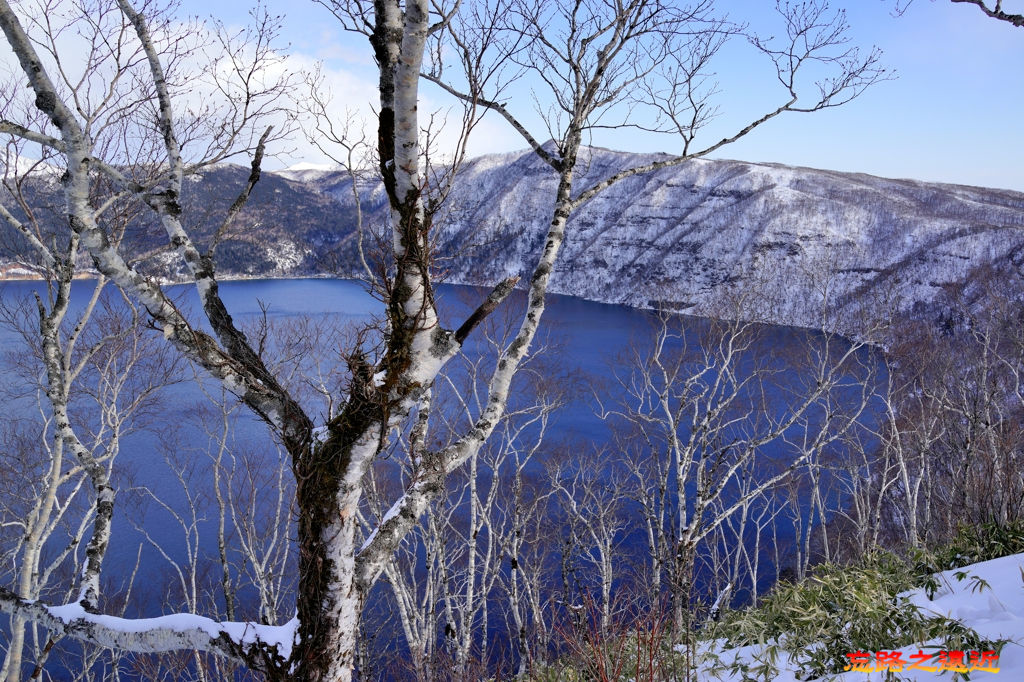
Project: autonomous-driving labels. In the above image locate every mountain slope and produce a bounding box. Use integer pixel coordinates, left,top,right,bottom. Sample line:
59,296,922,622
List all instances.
5,147,1024,332
289,147,1024,330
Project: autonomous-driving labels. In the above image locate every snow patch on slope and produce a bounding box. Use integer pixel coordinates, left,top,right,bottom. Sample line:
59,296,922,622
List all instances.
266,240,305,272
277,162,340,183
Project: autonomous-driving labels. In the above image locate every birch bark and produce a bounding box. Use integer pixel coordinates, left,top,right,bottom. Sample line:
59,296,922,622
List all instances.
0,0,887,679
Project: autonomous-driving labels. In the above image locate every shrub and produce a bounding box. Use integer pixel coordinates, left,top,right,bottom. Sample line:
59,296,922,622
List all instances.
709,551,999,680
913,519,1024,577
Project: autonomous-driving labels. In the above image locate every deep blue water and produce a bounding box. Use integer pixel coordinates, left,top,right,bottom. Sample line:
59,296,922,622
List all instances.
0,278,880,677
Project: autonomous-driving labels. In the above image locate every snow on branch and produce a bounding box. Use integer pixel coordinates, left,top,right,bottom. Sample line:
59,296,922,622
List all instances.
0,589,297,671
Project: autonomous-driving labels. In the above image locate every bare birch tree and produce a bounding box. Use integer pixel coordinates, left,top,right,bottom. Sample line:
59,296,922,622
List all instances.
858,280,1024,551
0,135,179,680
599,301,878,640
0,0,548,678
0,0,883,680
358,309,563,678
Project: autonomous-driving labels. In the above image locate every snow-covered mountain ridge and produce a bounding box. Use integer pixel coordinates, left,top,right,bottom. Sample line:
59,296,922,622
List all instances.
4,147,1023,333
284,146,1024,331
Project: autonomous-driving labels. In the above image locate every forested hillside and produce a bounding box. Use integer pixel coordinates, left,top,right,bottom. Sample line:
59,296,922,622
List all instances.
5,148,1024,333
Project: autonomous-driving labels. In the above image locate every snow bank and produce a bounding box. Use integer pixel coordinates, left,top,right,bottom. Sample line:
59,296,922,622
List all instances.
700,553,1024,681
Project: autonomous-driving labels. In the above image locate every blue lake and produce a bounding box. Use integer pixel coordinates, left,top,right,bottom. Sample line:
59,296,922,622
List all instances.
0,277,881,677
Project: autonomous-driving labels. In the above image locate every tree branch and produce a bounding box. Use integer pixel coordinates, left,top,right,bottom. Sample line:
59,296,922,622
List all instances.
951,0,1024,27
454,275,519,345
421,72,563,171
209,125,272,258
0,588,296,673
0,120,64,150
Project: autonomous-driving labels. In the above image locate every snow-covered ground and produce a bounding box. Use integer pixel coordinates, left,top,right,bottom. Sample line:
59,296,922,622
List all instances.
700,553,1024,681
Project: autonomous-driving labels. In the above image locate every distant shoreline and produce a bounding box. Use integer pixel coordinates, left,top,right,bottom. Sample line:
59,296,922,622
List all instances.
0,263,345,285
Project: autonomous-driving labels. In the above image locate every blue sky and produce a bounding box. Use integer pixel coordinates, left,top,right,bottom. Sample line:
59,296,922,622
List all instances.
178,0,1024,191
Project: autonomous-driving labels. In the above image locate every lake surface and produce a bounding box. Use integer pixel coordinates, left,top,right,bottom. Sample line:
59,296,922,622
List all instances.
0,277,880,677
